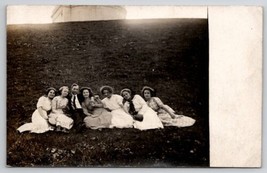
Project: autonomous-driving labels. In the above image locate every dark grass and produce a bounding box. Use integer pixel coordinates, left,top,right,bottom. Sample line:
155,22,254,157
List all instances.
7,18,209,167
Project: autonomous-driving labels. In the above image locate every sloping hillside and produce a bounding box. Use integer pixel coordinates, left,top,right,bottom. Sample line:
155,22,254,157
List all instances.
7,19,209,167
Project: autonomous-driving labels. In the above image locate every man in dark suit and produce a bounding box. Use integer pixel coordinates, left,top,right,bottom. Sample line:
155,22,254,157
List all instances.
68,83,85,132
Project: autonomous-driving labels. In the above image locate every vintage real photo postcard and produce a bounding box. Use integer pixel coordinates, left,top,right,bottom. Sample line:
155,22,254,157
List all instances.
6,5,262,167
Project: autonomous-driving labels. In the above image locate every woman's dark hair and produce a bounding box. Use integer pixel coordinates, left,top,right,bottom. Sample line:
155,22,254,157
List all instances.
141,86,156,99
45,87,57,96
94,93,101,99
94,93,100,96
100,86,114,95
80,87,94,102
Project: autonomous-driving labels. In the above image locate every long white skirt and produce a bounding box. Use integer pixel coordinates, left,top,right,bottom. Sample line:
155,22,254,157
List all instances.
134,108,164,130
110,109,134,128
158,109,196,127
17,109,53,133
48,112,74,130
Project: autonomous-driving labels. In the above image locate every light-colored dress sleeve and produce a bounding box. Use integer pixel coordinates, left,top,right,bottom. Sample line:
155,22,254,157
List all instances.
36,96,46,108
153,97,164,107
101,98,107,108
123,101,130,114
115,95,124,107
51,96,58,112
135,95,149,115
154,97,175,113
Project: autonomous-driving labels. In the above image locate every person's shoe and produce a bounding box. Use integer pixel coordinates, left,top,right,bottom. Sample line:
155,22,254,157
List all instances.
62,128,70,133
55,126,61,132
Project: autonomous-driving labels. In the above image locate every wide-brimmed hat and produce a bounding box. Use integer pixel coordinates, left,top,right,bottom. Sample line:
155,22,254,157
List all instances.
100,85,114,94
120,88,132,96
141,86,155,93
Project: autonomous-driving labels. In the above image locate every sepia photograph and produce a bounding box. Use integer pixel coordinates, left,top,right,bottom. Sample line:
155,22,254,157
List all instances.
6,4,263,168
6,5,209,167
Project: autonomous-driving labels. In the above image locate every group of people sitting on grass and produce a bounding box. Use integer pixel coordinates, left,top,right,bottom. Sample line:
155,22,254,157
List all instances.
17,83,196,133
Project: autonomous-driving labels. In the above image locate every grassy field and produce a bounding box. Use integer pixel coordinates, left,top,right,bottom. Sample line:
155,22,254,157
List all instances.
7,18,209,167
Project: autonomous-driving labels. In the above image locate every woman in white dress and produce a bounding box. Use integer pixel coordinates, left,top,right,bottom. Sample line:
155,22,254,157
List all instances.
17,87,56,133
141,86,195,127
48,86,74,133
100,86,134,128
120,88,163,130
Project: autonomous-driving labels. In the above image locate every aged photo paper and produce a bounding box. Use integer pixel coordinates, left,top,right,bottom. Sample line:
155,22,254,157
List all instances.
6,5,262,167
209,6,262,167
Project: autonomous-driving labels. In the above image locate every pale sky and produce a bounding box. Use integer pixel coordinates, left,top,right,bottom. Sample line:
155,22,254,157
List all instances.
7,5,207,24
7,6,55,24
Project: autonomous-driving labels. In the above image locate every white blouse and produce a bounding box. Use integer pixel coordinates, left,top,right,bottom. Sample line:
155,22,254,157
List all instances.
124,95,149,115
36,96,52,111
101,94,124,110
51,96,68,113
